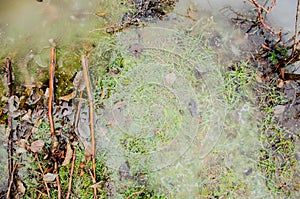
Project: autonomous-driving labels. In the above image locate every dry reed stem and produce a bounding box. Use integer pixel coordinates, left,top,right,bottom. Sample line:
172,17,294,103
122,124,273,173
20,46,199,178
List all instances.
74,91,83,130
6,160,18,199
66,149,76,199
54,162,61,199
6,58,14,193
48,48,61,199
81,55,97,199
247,0,281,35
35,153,51,198
292,0,300,56
48,48,55,138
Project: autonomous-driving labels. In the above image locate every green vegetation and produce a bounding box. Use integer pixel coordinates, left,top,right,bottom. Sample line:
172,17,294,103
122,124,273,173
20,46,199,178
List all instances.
1,0,299,198
258,79,299,196
199,165,249,198
22,149,109,198
22,141,110,198
222,61,256,108
268,46,289,64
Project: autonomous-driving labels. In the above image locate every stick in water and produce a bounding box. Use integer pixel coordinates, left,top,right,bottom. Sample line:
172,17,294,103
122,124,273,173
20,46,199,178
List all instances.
49,48,55,138
81,55,97,199
6,58,14,197
48,48,62,199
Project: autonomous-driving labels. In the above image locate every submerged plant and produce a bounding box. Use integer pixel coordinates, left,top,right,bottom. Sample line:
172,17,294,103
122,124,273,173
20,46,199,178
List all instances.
257,78,299,196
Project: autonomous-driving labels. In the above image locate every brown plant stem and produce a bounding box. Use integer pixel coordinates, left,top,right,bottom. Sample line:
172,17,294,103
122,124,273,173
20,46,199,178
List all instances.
6,160,18,199
6,58,12,97
292,0,300,56
35,153,51,198
81,55,97,199
54,162,62,199
66,149,76,199
247,0,281,35
6,58,14,193
74,91,83,130
48,48,61,199
48,47,55,138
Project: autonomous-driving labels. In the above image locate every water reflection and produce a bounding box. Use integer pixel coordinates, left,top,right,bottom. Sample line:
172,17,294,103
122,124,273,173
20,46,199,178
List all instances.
0,0,297,197
94,0,267,197
0,0,101,84
199,0,298,33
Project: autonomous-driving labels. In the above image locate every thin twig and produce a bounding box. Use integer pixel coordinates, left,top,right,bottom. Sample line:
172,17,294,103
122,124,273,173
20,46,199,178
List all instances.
74,91,83,131
6,58,12,97
126,190,144,199
66,149,76,199
33,188,47,198
292,0,300,56
54,162,62,199
48,48,61,199
86,164,96,182
247,0,281,35
81,55,97,199
6,58,14,191
100,86,106,101
6,160,18,199
48,47,55,138
35,153,51,199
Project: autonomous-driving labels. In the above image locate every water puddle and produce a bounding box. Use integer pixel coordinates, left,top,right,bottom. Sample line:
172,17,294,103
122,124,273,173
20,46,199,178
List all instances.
196,0,299,33
0,0,298,198
0,0,124,194
94,0,272,197
0,0,123,86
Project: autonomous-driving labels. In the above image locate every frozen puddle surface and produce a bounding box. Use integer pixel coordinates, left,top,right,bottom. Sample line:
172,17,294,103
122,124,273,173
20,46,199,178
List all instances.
95,1,272,198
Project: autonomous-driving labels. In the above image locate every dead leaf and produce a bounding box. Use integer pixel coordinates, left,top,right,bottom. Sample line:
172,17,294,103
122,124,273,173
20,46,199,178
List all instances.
80,169,85,177
60,90,77,101
8,95,21,118
31,118,43,135
44,88,49,99
255,72,263,83
95,11,108,17
43,173,57,182
76,109,90,139
21,109,32,122
62,143,73,166
277,79,284,88
83,140,92,161
73,71,86,91
34,81,43,88
16,139,28,154
17,180,26,195
60,102,74,117
26,89,42,105
165,72,176,85
30,140,45,152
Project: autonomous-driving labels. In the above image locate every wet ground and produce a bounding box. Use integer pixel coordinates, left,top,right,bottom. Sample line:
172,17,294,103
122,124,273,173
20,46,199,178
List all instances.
0,0,299,198
93,1,267,197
